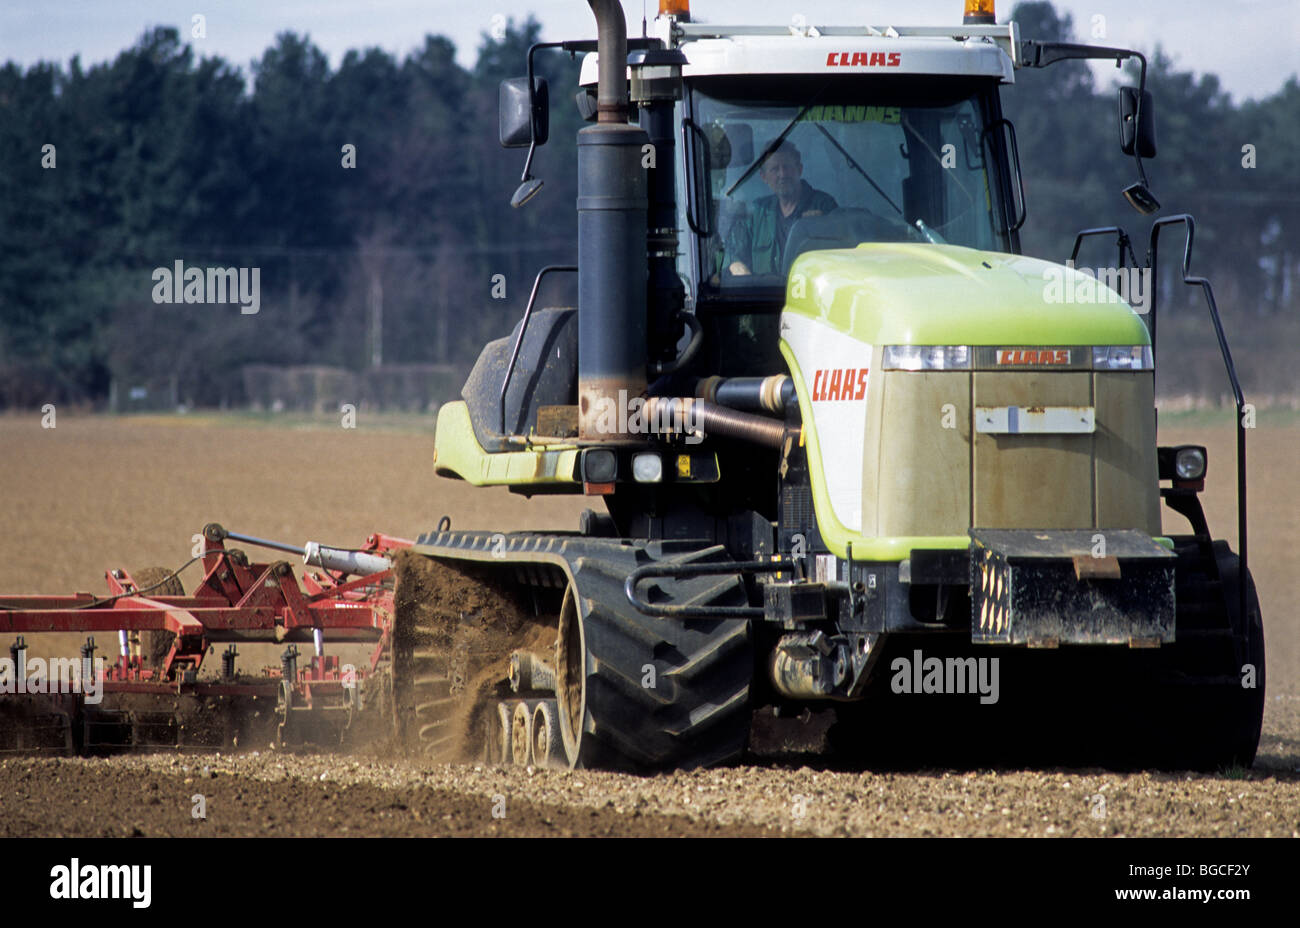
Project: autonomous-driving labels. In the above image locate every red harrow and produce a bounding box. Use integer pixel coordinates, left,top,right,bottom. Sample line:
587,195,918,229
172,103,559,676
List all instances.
0,523,408,754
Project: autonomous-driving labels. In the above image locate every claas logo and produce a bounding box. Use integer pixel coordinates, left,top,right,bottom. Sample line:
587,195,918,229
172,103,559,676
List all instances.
997,349,1070,365
825,51,902,68
812,368,869,401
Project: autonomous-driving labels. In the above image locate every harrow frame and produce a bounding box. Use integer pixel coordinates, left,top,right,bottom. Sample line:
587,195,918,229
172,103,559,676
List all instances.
0,523,408,752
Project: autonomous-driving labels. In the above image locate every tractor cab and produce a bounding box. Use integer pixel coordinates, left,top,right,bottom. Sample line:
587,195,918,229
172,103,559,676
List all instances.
574,15,1028,378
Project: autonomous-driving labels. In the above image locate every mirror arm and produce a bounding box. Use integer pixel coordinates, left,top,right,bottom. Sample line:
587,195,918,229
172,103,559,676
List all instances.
1021,40,1157,213
1021,45,1151,159
525,36,665,128
525,42,566,141
507,41,568,208
1020,40,1138,69
1126,51,1152,188
513,36,665,203
518,140,538,185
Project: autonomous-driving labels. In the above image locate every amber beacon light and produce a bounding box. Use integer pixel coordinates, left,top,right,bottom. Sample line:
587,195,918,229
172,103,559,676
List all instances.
963,0,996,25
660,0,690,18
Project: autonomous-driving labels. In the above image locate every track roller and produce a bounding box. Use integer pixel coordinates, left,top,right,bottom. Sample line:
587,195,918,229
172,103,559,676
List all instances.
532,700,565,769
482,701,513,765
511,700,541,767
510,651,556,693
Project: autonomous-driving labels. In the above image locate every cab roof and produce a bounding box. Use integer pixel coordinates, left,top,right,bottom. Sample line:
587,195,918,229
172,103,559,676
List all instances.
578,19,1020,86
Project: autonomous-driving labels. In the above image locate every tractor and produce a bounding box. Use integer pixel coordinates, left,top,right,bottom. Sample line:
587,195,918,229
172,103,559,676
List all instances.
419,0,1262,770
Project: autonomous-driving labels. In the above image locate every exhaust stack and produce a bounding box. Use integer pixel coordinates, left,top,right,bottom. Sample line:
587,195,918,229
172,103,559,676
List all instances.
578,0,649,439
588,0,629,124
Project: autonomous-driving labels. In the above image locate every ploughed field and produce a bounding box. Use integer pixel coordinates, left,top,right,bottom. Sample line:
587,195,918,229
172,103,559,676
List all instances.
0,414,1295,837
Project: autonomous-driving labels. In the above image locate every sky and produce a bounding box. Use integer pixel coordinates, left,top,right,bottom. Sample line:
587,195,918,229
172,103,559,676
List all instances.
2,0,1297,102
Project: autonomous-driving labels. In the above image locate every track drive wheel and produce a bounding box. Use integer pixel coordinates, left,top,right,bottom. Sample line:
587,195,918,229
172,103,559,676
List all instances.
554,554,754,771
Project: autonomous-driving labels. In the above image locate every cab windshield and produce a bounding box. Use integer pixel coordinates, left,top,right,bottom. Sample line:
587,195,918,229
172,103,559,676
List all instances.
686,76,1015,300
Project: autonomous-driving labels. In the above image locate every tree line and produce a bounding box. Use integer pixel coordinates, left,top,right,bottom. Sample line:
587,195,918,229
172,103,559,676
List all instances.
0,3,1294,409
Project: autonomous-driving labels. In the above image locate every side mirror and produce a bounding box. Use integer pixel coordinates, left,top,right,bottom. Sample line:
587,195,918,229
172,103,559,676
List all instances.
1122,182,1161,215
1118,87,1157,158
499,76,549,149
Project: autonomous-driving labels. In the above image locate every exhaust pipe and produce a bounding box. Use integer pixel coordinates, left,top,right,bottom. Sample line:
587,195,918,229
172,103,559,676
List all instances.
642,396,792,449
578,0,650,439
588,0,629,123
694,375,796,414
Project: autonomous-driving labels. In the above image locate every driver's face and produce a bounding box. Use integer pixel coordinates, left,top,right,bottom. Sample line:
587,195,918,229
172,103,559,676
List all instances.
760,152,802,199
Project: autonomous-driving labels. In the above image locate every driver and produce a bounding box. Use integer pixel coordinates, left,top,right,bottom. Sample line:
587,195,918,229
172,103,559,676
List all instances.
725,141,837,277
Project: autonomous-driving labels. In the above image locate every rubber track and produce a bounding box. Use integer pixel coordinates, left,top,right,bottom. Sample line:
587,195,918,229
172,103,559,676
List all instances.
1146,537,1265,768
406,531,754,771
390,559,481,762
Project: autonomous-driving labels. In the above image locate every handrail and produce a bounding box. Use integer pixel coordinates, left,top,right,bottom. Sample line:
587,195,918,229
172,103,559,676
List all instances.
1148,214,1248,624
1069,226,1137,277
499,265,577,436
680,118,714,237
986,118,1027,234
1069,225,1140,324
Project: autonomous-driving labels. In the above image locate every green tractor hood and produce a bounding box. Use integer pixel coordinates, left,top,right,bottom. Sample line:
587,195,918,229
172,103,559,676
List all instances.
784,243,1150,345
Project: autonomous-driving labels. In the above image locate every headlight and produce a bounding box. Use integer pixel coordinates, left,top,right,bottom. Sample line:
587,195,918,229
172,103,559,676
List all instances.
1175,447,1206,480
580,448,617,483
1092,346,1153,370
631,452,663,483
882,345,971,371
